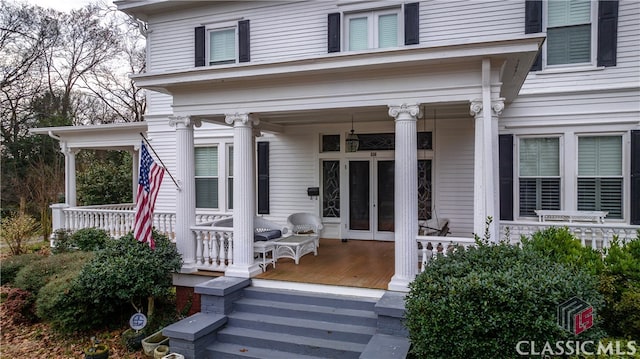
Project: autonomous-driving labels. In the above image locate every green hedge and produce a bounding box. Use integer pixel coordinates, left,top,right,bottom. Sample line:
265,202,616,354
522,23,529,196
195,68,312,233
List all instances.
13,251,93,294
405,243,605,359
0,253,44,285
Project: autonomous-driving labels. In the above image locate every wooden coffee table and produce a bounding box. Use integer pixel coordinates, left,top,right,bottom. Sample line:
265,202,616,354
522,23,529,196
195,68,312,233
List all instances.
274,235,317,264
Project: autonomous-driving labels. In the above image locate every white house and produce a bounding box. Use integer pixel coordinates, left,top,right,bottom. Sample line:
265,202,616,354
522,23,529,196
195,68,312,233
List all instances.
36,0,640,287
33,1,639,355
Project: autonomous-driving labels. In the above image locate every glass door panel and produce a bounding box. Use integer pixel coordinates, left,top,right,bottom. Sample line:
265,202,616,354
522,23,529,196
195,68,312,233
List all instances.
377,160,394,232
349,161,370,231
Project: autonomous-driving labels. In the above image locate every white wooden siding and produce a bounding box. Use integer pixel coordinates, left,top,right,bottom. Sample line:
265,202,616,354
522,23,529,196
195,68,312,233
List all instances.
434,118,474,237
521,0,640,94
421,0,523,43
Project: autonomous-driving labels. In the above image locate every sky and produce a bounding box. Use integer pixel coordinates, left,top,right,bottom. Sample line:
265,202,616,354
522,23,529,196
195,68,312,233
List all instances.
24,0,105,12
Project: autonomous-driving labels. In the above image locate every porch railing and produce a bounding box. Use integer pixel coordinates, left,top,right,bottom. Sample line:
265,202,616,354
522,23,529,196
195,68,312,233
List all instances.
52,203,231,241
191,223,234,272
417,222,639,273
499,221,639,249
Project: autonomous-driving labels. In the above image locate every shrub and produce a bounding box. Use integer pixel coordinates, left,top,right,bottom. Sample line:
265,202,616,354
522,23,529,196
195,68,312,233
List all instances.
405,244,605,359
0,253,44,285
3,288,37,324
14,251,94,295
0,212,40,255
52,228,110,254
599,235,640,339
35,266,92,332
521,226,604,275
49,231,182,332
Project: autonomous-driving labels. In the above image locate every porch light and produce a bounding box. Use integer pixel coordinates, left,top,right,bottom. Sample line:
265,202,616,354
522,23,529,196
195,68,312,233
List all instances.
345,116,359,152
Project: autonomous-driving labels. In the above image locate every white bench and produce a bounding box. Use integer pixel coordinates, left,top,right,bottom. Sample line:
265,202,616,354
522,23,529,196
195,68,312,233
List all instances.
535,210,608,223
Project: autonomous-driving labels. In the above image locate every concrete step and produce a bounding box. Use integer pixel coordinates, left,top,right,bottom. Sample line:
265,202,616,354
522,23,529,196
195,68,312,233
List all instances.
207,342,328,359
227,311,376,344
242,286,378,311
214,327,367,359
232,297,378,327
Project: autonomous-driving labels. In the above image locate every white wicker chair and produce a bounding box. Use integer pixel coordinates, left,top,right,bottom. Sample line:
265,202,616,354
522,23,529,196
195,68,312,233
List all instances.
286,212,323,248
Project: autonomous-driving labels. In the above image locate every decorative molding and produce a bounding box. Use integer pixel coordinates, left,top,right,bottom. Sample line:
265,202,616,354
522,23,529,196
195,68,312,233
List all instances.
388,104,421,119
469,99,483,117
225,113,260,127
469,98,505,117
169,116,201,128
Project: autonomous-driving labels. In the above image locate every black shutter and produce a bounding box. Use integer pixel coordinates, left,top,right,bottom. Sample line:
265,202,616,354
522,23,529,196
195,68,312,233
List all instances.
499,134,514,221
195,26,206,67
257,142,270,214
404,2,419,45
597,0,619,67
631,131,640,224
238,20,250,63
328,13,341,53
525,0,543,71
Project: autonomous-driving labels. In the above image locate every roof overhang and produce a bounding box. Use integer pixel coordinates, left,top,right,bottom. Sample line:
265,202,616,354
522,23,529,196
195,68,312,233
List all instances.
132,33,545,106
29,122,148,151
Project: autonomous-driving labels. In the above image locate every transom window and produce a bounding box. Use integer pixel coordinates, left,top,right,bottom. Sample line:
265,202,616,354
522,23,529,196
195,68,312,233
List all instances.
578,136,623,218
546,0,593,66
195,146,219,208
209,27,236,65
519,137,561,217
345,8,401,51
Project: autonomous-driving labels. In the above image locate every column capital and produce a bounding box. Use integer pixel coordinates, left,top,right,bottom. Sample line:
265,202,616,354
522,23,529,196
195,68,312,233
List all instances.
469,98,505,118
169,115,201,128
388,104,421,120
225,113,260,127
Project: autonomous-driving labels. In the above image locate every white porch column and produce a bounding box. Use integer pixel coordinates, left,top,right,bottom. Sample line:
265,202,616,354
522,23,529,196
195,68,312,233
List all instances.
470,97,504,241
61,143,77,207
224,113,262,278
388,104,420,292
131,147,140,203
170,116,199,272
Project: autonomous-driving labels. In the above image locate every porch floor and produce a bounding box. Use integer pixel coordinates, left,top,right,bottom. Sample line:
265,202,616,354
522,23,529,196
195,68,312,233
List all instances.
255,238,395,290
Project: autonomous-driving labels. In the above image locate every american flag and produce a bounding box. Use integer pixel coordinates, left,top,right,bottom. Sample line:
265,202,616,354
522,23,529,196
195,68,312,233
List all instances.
133,142,165,249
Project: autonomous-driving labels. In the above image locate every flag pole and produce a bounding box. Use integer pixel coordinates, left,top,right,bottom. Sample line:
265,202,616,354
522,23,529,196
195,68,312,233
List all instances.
139,132,181,189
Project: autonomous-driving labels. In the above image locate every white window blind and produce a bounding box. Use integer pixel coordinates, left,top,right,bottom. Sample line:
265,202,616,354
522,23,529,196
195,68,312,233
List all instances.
578,136,623,218
195,147,219,208
519,138,561,216
349,17,369,51
209,28,236,64
378,14,398,48
547,0,591,65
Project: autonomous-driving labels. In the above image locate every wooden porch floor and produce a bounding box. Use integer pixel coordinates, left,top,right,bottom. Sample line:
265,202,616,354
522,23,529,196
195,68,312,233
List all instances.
255,238,395,290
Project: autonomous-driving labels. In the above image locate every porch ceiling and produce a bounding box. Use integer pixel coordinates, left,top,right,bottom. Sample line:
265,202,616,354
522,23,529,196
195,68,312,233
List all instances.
134,34,544,126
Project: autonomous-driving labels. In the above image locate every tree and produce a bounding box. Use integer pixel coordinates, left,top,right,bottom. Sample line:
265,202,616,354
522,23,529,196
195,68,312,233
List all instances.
1,1,146,235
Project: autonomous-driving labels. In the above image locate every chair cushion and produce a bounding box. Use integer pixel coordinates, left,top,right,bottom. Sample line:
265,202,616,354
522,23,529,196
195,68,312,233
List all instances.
254,230,282,241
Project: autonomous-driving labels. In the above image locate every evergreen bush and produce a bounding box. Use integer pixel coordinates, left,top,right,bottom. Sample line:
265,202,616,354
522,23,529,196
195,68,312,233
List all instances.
52,228,110,253
44,231,182,332
0,253,44,285
405,243,605,359
14,251,93,294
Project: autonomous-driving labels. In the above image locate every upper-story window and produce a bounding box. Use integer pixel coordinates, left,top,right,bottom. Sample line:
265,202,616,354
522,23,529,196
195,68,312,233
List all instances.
525,0,619,70
545,0,593,66
195,20,250,67
209,27,237,65
345,8,402,51
328,3,419,53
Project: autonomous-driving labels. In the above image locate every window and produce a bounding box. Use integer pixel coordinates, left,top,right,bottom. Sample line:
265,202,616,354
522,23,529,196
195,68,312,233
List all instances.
345,8,401,51
578,136,623,218
227,146,233,210
322,160,340,218
195,147,219,208
209,27,236,65
519,137,561,216
546,0,593,66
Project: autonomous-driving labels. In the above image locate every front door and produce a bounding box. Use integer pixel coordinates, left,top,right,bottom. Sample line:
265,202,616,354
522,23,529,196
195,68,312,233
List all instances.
348,158,395,240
